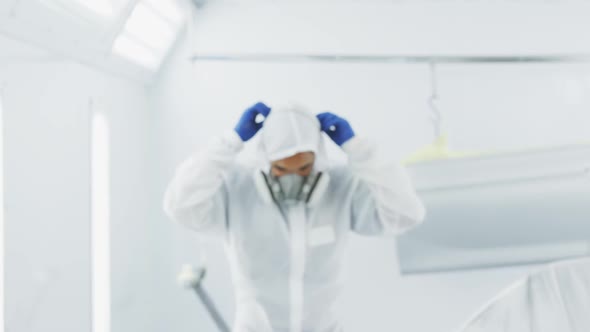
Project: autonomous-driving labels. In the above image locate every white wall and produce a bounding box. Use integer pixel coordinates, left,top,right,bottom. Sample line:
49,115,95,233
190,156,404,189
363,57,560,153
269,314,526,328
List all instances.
150,2,590,331
0,35,159,332
188,2,590,55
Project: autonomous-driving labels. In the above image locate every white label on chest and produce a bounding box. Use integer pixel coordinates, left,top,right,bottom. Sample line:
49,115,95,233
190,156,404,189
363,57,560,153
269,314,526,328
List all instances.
308,225,336,247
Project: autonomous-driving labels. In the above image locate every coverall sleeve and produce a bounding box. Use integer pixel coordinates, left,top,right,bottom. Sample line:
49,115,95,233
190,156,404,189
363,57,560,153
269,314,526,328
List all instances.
343,137,426,236
163,130,243,237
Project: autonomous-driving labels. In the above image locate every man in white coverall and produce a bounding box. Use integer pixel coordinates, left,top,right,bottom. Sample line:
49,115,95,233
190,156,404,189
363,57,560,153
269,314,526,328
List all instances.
164,102,426,332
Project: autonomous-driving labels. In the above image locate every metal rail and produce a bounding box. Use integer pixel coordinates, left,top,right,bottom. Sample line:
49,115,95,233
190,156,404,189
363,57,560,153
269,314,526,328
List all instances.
190,54,590,64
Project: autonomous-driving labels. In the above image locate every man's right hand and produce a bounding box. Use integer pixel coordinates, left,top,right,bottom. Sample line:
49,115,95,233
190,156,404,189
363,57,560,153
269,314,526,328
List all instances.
234,102,271,142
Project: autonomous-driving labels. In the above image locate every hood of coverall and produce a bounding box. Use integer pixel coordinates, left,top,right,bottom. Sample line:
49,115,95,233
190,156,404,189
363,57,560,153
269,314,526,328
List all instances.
259,102,329,170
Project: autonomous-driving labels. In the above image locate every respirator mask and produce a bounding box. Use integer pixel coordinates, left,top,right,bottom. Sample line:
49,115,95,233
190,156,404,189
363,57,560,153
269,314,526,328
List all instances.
254,170,330,206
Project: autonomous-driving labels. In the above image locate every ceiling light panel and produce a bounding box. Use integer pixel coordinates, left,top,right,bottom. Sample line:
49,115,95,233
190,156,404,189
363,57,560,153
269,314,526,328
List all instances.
144,0,183,25
112,33,160,70
123,3,176,52
111,0,185,71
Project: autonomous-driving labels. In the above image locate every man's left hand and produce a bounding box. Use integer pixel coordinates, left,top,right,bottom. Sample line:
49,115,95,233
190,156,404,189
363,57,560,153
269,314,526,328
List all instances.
317,112,355,146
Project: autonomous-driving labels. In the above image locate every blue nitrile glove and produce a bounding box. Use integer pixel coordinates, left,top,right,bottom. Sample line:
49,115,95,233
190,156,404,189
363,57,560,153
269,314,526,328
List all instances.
317,112,355,146
234,102,271,142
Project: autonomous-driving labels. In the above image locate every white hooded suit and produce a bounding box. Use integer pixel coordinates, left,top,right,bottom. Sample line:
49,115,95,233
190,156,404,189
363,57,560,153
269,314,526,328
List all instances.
164,104,426,332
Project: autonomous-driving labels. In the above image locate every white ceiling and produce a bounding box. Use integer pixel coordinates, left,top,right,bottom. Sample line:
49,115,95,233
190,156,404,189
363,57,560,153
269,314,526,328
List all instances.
0,0,184,83
1,0,587,82
0,34,51,59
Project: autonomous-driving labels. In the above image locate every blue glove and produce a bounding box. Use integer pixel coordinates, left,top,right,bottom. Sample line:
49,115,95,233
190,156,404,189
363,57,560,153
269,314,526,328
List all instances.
317,112,355,146
234,102,271,141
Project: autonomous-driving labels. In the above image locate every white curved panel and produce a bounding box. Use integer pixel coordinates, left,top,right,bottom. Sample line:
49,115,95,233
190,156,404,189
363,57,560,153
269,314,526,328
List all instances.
398,145,590,273
458,258,590,332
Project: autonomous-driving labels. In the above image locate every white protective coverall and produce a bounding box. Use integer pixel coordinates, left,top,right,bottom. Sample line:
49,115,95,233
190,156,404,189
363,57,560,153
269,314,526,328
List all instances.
163,104,426,332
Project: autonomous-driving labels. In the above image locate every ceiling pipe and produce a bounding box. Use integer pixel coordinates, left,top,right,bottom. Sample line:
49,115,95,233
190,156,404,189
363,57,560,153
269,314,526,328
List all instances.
189,54,590,64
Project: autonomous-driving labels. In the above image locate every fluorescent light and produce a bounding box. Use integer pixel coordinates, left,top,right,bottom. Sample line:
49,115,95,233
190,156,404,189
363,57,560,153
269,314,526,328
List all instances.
0,92,4,332
91,109,111,332
123,3,176,52
144,0,184,25
112,33,160,70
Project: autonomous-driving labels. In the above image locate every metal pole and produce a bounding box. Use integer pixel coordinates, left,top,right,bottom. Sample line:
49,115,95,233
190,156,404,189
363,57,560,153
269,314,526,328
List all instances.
191,284,231,332
178,265,231,332
428,62,442,140
190,54,590,64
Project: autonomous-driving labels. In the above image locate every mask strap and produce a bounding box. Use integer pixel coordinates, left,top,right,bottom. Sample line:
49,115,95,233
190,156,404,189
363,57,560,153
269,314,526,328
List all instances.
254,170,276,204
307,172,330,206
305,173,323,204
